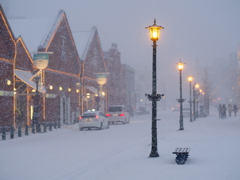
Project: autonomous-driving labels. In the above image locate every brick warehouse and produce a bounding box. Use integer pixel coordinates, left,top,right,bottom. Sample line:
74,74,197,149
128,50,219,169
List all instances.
0,5,15,127
0,4,135,128
0,5,108,128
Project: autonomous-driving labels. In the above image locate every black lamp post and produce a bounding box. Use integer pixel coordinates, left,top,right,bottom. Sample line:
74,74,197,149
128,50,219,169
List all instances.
177,60,185,130
196,89,202,118
145,19,164,158
193,83,199,121
97,85,100,111
94,73,109,112
33,76,40,133
193,83,196,121
188,76,193,122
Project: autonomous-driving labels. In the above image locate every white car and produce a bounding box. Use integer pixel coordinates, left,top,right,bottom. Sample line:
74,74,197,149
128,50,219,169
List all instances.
79,111,109,130
107,105,130,124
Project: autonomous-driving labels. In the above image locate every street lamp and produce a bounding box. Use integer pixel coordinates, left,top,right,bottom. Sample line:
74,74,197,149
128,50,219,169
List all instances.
145,19,164,158
177,60,185,130
94,73,109,111
193,83,199,121
33,76,40,133
196,89,201,118
188,76,193,122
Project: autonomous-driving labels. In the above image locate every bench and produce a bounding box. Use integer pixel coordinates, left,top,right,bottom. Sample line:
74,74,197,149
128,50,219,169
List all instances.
172,148,191,165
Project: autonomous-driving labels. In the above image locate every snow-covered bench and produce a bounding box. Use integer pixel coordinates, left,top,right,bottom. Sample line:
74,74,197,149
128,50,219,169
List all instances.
172,148,191,165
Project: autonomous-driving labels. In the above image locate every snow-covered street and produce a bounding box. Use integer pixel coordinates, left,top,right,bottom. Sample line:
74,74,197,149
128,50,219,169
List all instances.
1,108,240,180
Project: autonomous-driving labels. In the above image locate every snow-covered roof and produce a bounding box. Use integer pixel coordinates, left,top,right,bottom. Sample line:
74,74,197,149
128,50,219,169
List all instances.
8,10,65,53
40,10,65,49
72,26,97,61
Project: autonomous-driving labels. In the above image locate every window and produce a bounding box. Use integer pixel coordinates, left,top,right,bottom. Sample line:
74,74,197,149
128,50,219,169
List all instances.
108,107,122,112
82,113,96,118
99,112,105,117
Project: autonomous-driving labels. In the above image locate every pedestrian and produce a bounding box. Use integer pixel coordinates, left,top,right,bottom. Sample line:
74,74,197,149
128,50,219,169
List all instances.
222,104,226,119
233,104,238,116
228,104,232,117
218,104,222,119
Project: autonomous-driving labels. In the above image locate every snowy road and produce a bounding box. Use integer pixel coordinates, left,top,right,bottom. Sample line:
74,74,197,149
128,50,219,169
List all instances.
1,109,240,180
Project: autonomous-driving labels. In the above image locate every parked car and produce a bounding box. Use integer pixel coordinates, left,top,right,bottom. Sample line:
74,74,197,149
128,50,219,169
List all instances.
79,111,109,131
107,105,130,124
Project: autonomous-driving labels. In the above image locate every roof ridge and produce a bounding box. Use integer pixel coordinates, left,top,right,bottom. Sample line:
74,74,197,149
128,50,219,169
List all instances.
39,9,65,49
81,26,97,60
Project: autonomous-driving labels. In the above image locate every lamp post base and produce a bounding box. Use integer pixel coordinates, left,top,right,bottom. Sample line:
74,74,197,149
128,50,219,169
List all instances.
149,151,159,158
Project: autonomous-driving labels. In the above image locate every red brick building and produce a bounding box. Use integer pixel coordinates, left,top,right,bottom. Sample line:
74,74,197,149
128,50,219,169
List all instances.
103,43,123,106
103,43,136,111
0,5,109,128
73,26,108,114
0,8,81,127
38,10,80,125
0,5,15,127
121,64,136,111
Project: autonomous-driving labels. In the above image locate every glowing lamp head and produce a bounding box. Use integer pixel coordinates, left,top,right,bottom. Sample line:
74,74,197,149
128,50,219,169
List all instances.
102,92,105,96
146,19,164,41
178,63,184,70
195,84,199,89
87,93,90,98
59,87,62,91
188,76,193,82
7,80,11,85
199,89,202,93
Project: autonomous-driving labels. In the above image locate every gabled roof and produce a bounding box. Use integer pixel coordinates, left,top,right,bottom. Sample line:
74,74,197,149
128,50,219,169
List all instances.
0,4,16,60
39,10,65,50
72,26,97,61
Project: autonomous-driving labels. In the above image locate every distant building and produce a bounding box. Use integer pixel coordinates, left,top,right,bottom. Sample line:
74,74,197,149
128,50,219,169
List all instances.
104,43,136,111
121,64,136,111
104,43,123,106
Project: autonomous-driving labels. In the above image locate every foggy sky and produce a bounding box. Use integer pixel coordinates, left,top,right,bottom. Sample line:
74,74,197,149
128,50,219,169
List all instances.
3,0,240,107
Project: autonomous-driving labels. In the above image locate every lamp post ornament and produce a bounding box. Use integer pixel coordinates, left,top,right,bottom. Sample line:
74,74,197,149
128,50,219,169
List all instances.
145,19,164,158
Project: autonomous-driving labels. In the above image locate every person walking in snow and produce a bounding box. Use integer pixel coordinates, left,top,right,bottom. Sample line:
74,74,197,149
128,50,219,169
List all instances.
228,104,232,117
218,104,222,119
222,104,226,119
233,104,238,116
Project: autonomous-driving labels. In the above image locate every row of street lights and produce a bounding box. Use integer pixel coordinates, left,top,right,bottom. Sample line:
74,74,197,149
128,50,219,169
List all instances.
176,61,205,130
188,79,204,122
